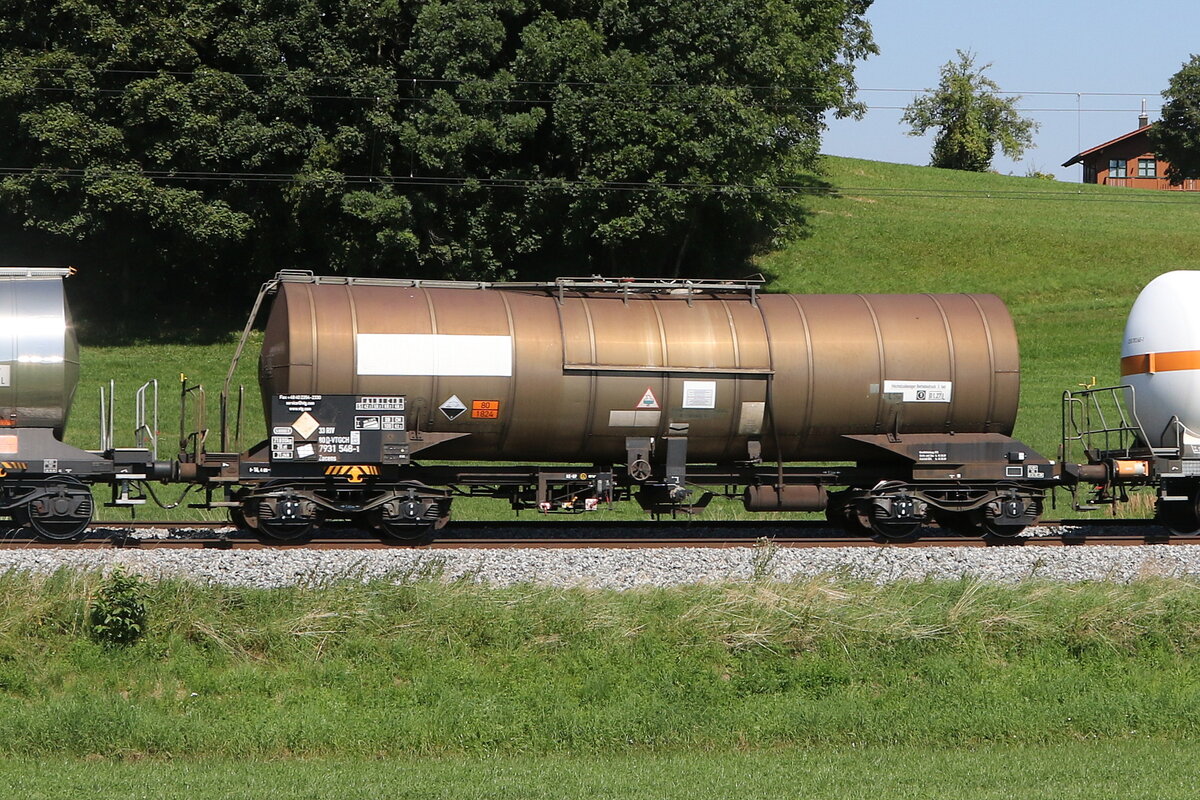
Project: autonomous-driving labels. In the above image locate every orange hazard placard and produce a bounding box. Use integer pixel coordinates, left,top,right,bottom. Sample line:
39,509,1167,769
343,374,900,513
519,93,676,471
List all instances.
472,400,501,419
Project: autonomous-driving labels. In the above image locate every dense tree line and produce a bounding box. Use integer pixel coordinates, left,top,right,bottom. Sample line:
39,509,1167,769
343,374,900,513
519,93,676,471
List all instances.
0,0,875,328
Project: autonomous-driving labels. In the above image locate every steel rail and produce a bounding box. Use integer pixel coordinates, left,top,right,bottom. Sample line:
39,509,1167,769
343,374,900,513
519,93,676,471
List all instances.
0,518,1188,549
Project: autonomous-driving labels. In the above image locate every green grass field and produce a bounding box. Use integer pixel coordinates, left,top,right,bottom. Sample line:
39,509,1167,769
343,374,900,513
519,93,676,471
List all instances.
5,573,1200,796
5,744,1200,799
5,573,1200,757
65,157,1200,521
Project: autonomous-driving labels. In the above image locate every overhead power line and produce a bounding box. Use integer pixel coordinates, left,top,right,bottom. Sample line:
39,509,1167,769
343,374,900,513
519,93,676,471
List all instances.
7,67,1170,97
1,164,1198,206
14,85,1165,115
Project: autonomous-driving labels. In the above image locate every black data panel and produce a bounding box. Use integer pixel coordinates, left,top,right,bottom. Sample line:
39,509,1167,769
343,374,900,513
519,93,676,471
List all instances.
269,395,406,464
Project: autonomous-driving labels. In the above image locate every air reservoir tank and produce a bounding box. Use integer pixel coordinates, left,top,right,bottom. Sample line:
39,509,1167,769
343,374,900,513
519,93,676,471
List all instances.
259,277,1021,463
1121,270,1200,447
0,268,79,436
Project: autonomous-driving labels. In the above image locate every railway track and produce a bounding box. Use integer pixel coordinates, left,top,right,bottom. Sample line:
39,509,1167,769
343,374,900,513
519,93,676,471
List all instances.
0,518,1189,549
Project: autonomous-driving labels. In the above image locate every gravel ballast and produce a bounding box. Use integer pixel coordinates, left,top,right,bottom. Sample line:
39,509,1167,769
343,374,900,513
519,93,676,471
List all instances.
4,524,1199,588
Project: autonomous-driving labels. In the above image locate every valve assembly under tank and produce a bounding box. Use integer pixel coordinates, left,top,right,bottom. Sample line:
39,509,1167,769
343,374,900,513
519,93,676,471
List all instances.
258,276,1022,465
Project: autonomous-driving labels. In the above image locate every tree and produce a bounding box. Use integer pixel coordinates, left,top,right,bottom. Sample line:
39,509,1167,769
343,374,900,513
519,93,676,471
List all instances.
1150,54,1200,184
901,50,1037,172
0,0,877,329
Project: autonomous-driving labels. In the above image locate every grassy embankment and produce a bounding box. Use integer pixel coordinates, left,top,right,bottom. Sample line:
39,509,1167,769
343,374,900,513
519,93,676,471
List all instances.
70,157,1200,521
3,572,1200,796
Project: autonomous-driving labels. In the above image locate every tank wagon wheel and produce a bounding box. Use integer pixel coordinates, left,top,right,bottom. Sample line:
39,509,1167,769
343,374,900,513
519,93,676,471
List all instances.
244,489,318,544
978,515,1025,541
255,514,315,544
366,496,451,546
868,519,922,543
824,491,872,536
826,489,921,541
860,482,926,543
229,506,252,533
978,493,1043,542
1155,498,1200,535
15,477,94,543
368,515,441,546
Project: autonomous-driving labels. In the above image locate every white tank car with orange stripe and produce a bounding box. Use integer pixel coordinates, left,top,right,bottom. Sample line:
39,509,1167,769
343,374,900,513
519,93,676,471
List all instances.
1122,270,1200,448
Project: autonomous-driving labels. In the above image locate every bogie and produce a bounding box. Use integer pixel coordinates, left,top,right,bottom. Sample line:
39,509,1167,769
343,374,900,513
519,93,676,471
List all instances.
8,477,95,543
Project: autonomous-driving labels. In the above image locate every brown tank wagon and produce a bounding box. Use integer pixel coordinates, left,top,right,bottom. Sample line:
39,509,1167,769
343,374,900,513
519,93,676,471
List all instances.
183,272,1057,543
259,278,1020,463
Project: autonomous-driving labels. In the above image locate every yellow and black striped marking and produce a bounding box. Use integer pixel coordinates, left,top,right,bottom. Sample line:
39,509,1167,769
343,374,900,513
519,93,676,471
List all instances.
0,461,28,477
324,465,381,484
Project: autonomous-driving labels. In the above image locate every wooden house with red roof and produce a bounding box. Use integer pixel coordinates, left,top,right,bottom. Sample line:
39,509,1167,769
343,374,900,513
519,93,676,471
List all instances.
1063,112,1198,190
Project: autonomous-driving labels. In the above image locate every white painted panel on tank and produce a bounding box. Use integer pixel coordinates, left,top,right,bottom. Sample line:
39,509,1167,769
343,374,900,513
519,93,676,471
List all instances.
356,334,513,376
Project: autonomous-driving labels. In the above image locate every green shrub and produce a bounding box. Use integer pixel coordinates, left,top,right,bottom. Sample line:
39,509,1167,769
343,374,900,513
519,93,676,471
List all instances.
87,568,148,647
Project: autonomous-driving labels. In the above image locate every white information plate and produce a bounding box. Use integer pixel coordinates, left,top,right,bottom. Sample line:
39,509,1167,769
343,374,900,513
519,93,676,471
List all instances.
682,380,717,409
883,380,953,403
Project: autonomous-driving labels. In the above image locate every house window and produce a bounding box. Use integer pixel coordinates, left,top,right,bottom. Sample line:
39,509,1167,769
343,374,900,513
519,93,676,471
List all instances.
1109,159,1127,178
1084,164,1097,183
1138,158,1157,178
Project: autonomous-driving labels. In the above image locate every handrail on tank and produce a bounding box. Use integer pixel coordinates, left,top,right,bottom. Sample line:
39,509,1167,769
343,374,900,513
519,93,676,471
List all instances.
219,273,297,453
270,270,765,299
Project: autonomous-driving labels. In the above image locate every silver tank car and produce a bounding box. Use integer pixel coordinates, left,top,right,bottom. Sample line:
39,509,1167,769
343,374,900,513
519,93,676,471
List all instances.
258,276,1020,463
0,267,79,436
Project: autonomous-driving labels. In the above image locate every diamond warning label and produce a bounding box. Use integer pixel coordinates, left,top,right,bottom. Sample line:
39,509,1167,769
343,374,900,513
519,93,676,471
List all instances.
292,411,320,439
440,395,467,421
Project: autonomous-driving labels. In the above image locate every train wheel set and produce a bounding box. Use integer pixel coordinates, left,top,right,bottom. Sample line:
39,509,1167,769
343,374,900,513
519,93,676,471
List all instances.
0,267,1196,543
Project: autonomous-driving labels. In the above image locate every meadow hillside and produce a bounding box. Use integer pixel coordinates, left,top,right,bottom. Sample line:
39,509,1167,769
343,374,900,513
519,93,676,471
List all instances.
762,157,1200,458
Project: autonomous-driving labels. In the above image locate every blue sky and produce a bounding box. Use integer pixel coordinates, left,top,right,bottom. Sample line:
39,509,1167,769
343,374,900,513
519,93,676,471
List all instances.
822,1,1200,181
